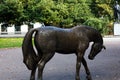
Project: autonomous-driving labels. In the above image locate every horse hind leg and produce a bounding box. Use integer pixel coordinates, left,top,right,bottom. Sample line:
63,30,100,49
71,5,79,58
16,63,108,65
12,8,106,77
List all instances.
30,51,41,80
82,57,92,80
37,52,55,80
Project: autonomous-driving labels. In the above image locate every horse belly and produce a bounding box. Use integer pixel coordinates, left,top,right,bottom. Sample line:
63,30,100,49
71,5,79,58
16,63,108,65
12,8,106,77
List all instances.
56,49,76,54
56,40,78,54
55,32,79,54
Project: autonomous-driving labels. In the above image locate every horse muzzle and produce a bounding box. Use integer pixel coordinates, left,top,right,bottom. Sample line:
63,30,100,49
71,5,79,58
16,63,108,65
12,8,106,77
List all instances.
88,55,94,60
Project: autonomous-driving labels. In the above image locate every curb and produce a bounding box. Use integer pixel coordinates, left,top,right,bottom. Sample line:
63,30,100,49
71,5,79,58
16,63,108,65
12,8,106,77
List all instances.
104,35,120,38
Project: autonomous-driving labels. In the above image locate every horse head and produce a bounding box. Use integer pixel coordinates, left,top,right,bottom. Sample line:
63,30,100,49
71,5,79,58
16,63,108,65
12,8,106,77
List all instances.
88,43,106,60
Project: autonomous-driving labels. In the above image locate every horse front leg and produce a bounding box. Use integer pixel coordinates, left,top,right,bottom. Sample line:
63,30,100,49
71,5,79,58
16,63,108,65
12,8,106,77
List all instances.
30,66,37,80
75,52,84,80
82,58,92,80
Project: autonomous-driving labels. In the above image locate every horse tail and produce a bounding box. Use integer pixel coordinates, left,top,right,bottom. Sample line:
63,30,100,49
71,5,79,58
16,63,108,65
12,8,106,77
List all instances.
22,28,38,70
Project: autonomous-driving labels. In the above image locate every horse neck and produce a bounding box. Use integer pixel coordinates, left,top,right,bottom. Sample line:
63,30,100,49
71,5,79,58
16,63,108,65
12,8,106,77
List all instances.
88,31,103,45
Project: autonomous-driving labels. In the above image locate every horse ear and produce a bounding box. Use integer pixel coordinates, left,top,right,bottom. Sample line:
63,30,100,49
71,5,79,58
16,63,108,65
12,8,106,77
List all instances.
102,45,106,50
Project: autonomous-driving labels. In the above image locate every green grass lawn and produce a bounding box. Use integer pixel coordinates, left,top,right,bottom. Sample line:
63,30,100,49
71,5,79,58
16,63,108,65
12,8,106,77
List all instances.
0,38,23,48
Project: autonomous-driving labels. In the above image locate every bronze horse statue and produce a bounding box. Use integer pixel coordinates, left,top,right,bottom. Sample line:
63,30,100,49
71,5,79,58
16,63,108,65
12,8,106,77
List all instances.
22,25,106,80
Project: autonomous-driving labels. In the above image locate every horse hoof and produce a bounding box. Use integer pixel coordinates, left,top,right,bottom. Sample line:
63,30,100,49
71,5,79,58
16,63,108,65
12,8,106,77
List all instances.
76,77,80,80
86,75,92,80
30,76,35,80
30,77,35,80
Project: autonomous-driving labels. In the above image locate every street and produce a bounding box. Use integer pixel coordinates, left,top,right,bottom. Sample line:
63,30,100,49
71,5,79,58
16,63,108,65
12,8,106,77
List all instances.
0,37,120,80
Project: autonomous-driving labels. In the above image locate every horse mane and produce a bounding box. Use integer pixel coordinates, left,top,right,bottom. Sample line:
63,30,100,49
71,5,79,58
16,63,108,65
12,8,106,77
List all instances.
73,25,103,45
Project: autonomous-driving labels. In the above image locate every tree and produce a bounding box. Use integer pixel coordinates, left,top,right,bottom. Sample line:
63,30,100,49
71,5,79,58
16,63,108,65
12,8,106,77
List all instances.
33,0,59,25
91,0,117,20
0,0,23,24
19,0,38,22
0,0,117,34
64,0,94,26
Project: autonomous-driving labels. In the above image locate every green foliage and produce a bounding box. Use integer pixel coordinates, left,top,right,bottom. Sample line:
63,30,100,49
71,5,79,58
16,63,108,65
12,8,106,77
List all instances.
0,0,117,34
92,0,117,20
0,0,23,23
35,0,60,25
83,17,110,35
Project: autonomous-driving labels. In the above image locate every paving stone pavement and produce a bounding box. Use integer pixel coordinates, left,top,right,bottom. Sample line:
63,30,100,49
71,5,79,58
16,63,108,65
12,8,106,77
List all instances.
0,38,120,80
